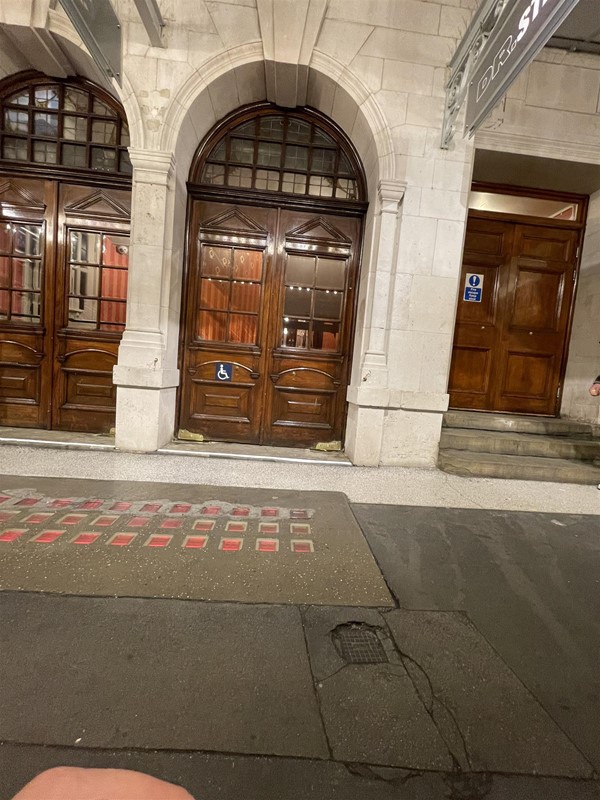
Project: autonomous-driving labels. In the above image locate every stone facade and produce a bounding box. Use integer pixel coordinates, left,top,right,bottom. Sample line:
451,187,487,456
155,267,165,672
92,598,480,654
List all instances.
1,0,600,464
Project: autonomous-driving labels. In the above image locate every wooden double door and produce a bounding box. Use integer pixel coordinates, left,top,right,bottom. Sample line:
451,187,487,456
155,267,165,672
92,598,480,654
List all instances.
0,175,130,432
179,200,361,447
449,215,580,415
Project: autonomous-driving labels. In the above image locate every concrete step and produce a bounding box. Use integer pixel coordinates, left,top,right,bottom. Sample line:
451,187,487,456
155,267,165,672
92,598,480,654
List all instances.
440,427,600,462
444,410,597,438
438,449,600,484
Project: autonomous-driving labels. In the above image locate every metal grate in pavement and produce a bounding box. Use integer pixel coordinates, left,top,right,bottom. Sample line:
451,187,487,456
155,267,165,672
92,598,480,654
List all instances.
333,623,388,664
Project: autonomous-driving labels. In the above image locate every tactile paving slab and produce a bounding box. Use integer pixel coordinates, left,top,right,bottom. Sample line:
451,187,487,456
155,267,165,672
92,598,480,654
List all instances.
0,476,392,606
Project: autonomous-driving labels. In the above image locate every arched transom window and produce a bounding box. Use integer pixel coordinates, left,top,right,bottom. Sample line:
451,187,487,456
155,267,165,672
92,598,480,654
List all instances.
198,108,364,201
0,78,131,175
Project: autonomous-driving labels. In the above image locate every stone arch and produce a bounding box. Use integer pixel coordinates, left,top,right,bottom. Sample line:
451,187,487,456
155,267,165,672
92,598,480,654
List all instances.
162,50,394,195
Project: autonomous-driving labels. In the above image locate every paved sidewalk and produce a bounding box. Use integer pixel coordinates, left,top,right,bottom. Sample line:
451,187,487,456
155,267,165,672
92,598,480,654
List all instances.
0,472,599,799
1,443,599,514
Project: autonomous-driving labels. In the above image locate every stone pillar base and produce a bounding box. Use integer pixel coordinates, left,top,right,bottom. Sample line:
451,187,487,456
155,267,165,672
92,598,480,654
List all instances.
345,387,448,466
114,384,177,452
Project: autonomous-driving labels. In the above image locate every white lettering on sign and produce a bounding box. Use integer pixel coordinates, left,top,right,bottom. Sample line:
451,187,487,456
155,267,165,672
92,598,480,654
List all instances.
476,0,552,102
463,273,484,302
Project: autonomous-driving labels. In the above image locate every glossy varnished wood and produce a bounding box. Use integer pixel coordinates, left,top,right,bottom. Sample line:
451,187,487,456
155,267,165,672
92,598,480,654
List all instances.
449,212,581,416
179,202,361,447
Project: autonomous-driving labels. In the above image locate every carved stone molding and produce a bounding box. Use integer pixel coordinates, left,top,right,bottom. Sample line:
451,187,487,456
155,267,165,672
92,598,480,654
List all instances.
128,149,176,185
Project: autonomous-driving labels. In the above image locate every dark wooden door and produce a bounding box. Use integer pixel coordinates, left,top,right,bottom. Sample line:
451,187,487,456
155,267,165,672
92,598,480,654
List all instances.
449,216,579,415
179,201,360,447
0,176,53,428
0,177,130,432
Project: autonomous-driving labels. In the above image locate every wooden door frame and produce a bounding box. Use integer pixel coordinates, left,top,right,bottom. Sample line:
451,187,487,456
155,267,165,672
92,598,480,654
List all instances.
176,104,369,446
176,193,366,445
452,182,589,416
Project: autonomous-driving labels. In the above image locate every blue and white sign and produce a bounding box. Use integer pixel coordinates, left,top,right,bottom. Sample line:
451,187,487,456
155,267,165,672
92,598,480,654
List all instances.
215,362,233,381
463,273,483,303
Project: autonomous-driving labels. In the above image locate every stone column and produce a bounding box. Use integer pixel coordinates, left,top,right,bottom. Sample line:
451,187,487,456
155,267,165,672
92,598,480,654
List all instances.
345,179,405,465
113,149,181,452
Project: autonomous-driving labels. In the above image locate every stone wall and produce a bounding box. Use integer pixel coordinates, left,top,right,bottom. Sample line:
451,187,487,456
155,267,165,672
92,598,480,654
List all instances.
4,0,600,460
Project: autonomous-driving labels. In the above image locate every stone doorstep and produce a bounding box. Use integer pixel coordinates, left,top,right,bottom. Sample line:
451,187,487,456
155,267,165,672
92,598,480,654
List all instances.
440,427,600,461
438,449,600,484
443,410,598,438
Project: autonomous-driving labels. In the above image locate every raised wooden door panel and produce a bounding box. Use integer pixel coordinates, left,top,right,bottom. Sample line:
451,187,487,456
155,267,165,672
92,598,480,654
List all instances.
267,356,343,445
179,202,275,443
179,203,361,447
449,217,579,416
495,225,578,415
449,218,512,410
54,343,119,432
0,177,53,428
263,210,358,446
52,183,130,432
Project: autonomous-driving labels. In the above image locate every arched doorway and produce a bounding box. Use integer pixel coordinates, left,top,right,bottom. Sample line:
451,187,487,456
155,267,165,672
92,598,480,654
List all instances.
0,72,131,433
179,104,367,448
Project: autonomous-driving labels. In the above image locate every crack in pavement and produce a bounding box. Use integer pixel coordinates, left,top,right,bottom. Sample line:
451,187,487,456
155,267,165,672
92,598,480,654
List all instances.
443,771,493,800
343,762,424,786
384,644,472,773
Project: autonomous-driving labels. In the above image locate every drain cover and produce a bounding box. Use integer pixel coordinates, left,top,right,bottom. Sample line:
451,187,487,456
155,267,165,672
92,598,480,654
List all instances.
332,623,388,664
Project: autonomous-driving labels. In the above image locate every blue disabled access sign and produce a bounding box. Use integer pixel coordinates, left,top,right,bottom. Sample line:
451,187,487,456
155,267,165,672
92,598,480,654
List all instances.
463,273,483,303
215,362,233,381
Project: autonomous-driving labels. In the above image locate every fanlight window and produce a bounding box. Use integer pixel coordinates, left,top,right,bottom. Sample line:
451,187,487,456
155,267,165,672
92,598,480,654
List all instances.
0,81,131,175
200,111,362,201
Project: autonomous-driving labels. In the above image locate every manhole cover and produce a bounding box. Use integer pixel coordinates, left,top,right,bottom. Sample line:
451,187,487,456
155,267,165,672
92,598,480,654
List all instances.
332,623,388,664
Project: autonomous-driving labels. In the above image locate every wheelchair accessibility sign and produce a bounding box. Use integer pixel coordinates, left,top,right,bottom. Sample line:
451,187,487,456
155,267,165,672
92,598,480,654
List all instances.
463,273,483,303
215,362,233,381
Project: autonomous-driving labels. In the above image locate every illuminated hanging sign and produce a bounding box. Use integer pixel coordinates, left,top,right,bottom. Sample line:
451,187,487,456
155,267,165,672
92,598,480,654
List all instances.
465,0,581,137
59,0,122,85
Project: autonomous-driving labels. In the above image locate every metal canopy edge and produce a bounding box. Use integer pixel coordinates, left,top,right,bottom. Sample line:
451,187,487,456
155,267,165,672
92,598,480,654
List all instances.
465,0,582,137
59,0,123,85
442,0,582,149
132,0,166,48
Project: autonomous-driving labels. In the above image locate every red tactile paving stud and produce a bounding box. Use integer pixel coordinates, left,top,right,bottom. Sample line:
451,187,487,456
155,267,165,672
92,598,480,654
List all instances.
219,538,243,552
48,499,73,509
261,508,279,517
290,509,309,520
78,500,104,511
225,521,247,533
0,511,18,523
16,498,39,507
60,514,87,525
0,496,11,505
23,513,54,525
184,535,208,549
231,507,250,517
141,503,162,513
193,520,215,532
291,539,314,553
108,533,137,547
92,515,119,527
0,529,26,543
170,503,191,514
31,530,64,544
127,516,150,528
256,538,279,553
290,523,311,536
259,522,279,535
161,518,183,529
201,505,221,516
144,534,173,548
71,533,101,545
110,501,132,512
